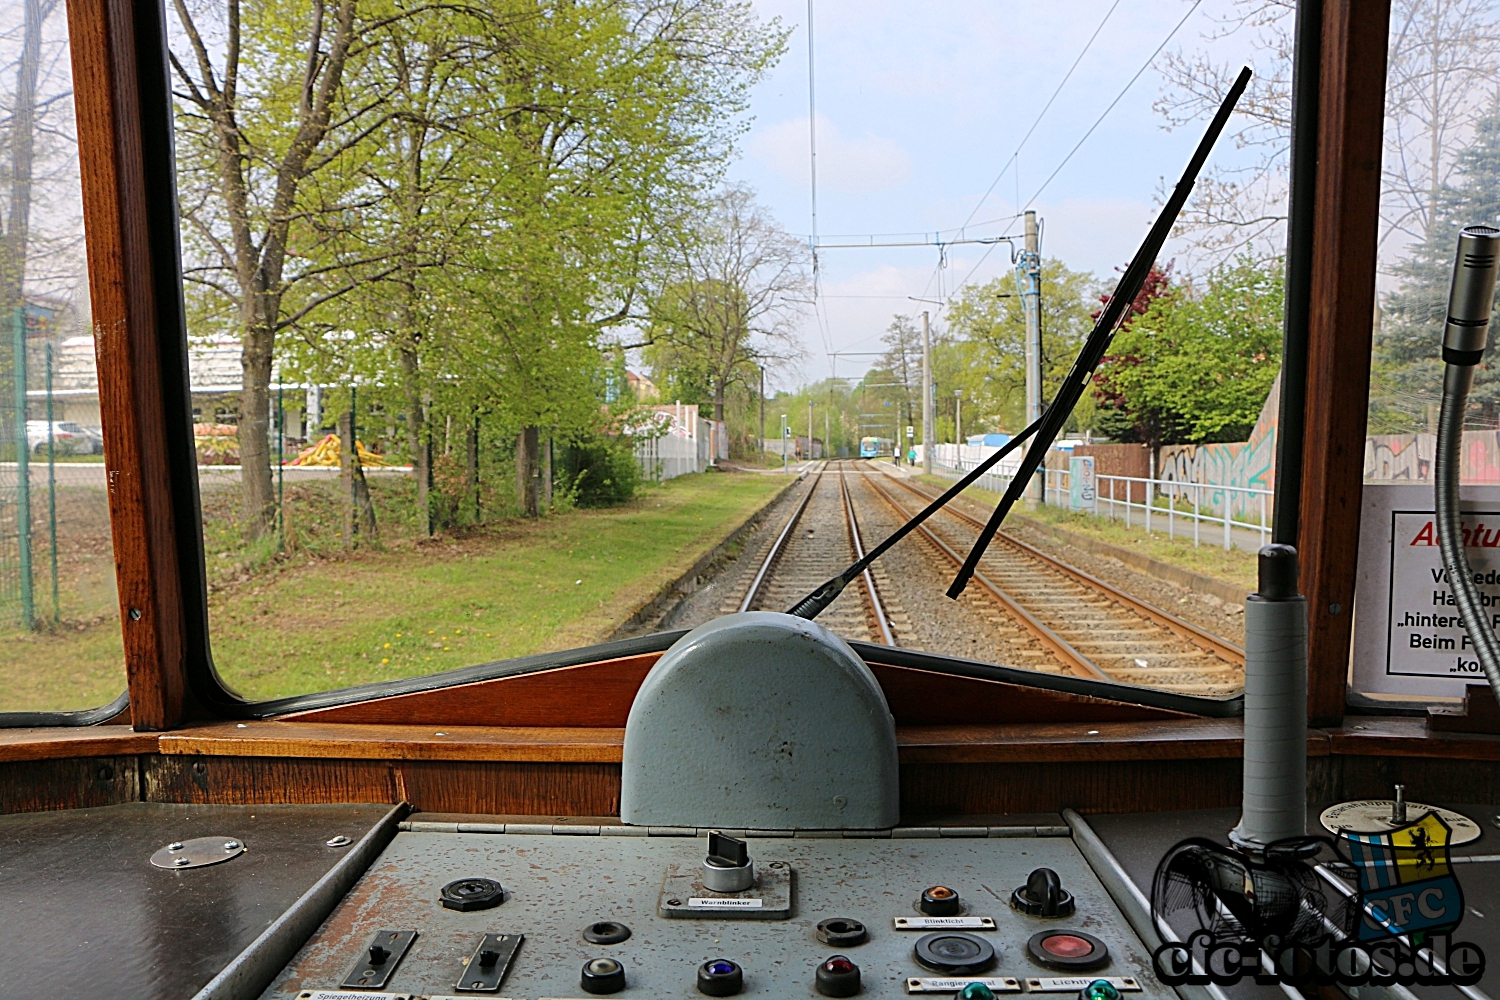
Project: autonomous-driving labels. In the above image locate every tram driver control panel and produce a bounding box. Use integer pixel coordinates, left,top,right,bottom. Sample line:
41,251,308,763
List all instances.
261,825,1170,1000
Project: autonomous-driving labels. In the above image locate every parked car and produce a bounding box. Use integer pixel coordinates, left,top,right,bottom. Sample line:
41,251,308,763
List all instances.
25,420,104,455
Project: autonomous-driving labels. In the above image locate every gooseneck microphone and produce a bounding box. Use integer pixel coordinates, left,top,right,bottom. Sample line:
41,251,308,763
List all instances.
1435,225,1500,705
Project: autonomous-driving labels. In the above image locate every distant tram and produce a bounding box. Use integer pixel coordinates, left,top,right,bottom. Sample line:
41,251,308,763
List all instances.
858,436,894,458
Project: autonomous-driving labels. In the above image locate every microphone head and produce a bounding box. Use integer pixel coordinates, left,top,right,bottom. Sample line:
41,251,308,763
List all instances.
1444,225,1500,363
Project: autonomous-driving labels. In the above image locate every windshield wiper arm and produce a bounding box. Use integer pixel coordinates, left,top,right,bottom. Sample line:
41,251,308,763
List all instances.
785,417,1041,620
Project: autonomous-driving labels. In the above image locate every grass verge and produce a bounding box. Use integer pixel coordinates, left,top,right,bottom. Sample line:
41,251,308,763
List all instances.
915,474,1258,592
0,470,791,711
208,470,791,701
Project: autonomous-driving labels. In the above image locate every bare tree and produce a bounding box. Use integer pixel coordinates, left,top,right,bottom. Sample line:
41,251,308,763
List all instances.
1382,0,1500,247
645,186,808,421
1154,1,1293,263
1155,0,1500,263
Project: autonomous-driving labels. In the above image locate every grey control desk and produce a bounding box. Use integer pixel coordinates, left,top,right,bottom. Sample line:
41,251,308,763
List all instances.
260,827,1171,999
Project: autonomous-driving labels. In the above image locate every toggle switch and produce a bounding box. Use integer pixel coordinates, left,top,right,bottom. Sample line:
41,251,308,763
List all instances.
1011,868,1075,917
456,933,523,992
919,885,961,916
702,830,754,893
340,929,416,990
815,955,862,997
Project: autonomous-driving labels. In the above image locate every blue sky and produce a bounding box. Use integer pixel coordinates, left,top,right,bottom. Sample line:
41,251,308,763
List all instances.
723,0,1268,388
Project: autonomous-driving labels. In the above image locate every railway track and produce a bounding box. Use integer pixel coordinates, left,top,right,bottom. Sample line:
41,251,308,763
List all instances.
734,463,899,645
857,463,1244,695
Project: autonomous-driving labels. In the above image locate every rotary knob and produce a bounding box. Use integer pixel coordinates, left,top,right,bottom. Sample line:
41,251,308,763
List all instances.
702,830,754,893
1011,868,1074,917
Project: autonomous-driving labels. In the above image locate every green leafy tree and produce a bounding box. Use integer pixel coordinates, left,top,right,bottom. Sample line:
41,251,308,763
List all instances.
1094,257,1283,446
944,260,1103,434
171,0,413,536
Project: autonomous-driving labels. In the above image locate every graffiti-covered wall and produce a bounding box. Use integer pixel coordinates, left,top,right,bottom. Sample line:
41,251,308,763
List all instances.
1362,432,1500,482
1156,373,1279,519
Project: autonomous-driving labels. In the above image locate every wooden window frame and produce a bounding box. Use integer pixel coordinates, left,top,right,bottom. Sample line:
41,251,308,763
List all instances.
11,0,1386,735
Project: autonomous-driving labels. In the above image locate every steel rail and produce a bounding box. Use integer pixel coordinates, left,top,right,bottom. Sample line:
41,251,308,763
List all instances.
856,469,1109,681
875,467,1245,667
739,463,826,613
838,466,896,646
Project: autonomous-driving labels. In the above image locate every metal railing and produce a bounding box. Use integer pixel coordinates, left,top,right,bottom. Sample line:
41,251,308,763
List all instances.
929,457,1272,552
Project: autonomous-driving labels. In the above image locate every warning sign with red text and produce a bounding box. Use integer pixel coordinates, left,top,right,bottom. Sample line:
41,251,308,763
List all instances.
1354,484,1500,698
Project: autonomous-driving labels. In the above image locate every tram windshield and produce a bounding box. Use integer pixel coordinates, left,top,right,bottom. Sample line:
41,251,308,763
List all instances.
154,0,1408,709
13,0,1498,714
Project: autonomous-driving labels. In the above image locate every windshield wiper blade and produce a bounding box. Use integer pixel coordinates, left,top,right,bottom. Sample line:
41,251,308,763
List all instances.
786,416,1041,620
946,65,1252,600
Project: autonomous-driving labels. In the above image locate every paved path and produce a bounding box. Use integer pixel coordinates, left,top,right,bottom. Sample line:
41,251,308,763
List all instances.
0,462,414,489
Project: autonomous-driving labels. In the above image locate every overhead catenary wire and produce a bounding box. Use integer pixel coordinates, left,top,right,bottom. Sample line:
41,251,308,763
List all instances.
925,0,1205,311
958,0,1124,232
1020,0,1205,213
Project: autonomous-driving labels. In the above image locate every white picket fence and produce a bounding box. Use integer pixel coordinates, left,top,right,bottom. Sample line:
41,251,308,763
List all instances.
928,451,1273,552
634,432,708,482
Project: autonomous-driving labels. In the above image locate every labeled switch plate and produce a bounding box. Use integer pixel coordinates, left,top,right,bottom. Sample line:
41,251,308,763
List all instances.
894,916,997,930
1026,977,1141,993
658,860,793,919
907,977,1022,993
340,929,417,990
296,993,412,1000
454,933,523,992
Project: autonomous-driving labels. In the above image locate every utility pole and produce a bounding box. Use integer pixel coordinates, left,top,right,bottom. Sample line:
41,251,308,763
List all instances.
825,387,831,459
922,310,933,475
1019,209,1044,504
808,398,814,461
758,366,765,462
781,414,789,474
954,389,963,445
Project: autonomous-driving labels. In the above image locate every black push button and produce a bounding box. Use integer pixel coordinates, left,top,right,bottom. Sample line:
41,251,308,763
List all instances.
914,932,996,974
698,958,744,996
582,956,627,994
815,955,861,997
1012,868,1075,917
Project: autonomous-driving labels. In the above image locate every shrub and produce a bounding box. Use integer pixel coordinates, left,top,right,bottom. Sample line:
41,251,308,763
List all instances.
561,436,639,507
